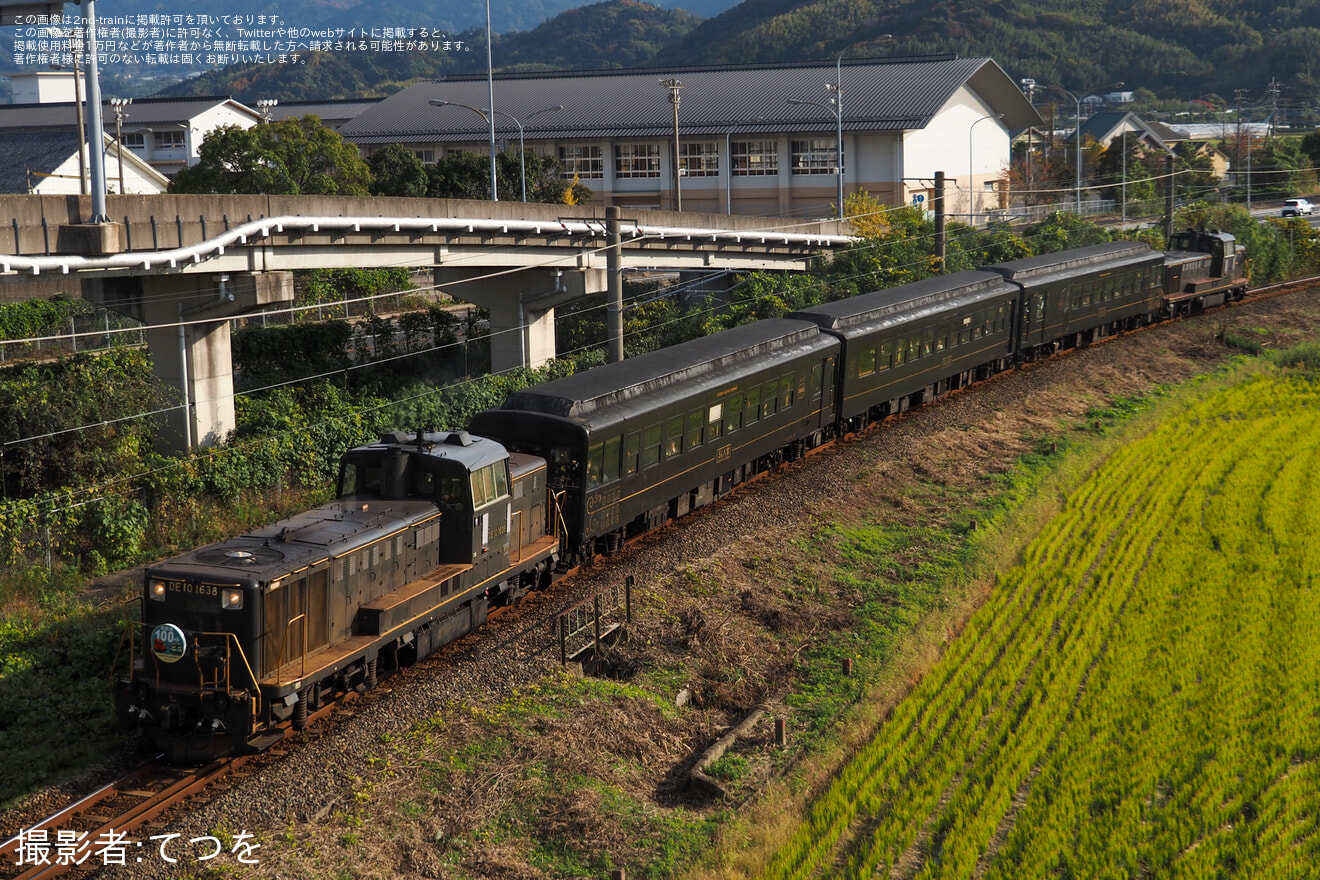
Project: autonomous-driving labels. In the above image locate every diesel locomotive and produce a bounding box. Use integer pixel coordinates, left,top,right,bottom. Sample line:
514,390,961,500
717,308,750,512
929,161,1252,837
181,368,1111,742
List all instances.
116,230,1245,761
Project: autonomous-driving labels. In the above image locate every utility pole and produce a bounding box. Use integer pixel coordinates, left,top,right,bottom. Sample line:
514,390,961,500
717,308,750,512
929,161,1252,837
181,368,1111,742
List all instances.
1234,88,1248,201
661,79,683,212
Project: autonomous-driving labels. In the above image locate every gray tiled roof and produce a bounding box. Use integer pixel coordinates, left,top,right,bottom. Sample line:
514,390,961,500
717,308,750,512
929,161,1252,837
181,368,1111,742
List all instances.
0,95,258,130
0,129,79,193
340,55,1040,145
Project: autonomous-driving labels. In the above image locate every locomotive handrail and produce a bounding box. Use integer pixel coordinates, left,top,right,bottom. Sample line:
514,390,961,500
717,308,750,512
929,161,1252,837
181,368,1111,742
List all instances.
551,490,569,544
275,614,308,679
111,596,144,685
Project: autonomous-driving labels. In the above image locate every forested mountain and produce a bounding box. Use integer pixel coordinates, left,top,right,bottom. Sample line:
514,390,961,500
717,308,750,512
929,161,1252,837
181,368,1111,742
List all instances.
157,0,1319,110
158,1,702,101
651,0,1319,105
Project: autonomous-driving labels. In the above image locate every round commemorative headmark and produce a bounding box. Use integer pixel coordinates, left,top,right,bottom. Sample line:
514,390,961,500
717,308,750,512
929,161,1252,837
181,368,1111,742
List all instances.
151,623,188,664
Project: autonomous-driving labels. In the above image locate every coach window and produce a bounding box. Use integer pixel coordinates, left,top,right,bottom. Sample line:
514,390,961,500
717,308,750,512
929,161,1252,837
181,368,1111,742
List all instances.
859,346,877,377
623,432,640,476
762,380,778,417
686,409,704,449
780,373,795,409
642,424,663,469
973,314,984,340
585,443,604,488
725,395,743,434
893,337,906,366
602,435,622,483
1082,283,1092,307
707,403,724,439
878,340,892,369
745,386,761,424
997,303,1007,331
934,327,947,353
665,416,684,458
811,364,823,401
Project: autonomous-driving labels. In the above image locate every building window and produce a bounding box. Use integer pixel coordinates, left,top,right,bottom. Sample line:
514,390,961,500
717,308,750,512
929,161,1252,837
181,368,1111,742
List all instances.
154,130,185,149
414,149,435,164
558,144,603,179
731,141,778,176
791,139,841,175
615,143,661,179
680,141,719,177
121,133,145,151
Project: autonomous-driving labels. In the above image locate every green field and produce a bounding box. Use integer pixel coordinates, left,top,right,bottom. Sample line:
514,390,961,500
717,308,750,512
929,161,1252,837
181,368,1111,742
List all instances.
762,366,1320,879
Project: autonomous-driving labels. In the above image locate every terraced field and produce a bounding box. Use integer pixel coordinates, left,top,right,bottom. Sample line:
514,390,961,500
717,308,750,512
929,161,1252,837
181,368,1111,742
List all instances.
762,367,1320,879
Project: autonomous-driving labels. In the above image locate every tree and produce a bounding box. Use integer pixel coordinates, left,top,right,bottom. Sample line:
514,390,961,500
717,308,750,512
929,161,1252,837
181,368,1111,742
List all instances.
426,149,592,203
169,115,370,196
367,144,429,197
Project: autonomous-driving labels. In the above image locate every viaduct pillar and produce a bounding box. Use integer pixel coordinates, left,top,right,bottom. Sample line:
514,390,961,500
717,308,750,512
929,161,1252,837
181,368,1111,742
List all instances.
82,271,294,451
434,267,608,372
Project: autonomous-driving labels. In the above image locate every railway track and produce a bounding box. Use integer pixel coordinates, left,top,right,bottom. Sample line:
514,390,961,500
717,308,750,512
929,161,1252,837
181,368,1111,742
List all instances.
0,695,355,880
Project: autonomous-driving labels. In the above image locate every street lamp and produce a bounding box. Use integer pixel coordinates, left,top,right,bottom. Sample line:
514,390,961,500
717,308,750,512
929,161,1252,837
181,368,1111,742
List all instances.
1051,81,1123,215
661,79,683,211
430,99,498,199
256,98,277,124
969,113,1005,223
431,100,562,202
483,0,497,202
1020,78,1037,193
109,96,130,194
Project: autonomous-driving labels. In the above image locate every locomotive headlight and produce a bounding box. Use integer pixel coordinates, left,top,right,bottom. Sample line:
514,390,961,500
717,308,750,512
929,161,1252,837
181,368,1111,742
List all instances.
150,581,167,602
221,589,244,610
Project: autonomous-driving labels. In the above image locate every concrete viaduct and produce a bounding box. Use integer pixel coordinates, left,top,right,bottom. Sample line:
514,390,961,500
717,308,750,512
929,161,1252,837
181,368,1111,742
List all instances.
0,194,850,449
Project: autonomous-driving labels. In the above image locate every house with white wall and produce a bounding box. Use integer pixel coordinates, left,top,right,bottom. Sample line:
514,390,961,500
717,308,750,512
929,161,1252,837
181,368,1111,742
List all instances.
339,55,1041,223
0,95,261,179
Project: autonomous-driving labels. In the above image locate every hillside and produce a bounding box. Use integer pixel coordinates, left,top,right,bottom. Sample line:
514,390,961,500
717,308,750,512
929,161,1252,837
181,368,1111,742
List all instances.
157,0,702,101
155,0,1320,111
651,0,1316,104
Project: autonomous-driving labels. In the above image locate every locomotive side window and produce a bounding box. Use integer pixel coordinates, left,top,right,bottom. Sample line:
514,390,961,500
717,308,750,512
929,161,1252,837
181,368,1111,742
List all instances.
624,433,640,476
493,463,509,498
665,416,684,458
641,424,663,469
745,388,761,425
602,436,622,483
411,469,435,497
859,346,877,377
340,461,382,497
438,473,466,508
686,409,705,448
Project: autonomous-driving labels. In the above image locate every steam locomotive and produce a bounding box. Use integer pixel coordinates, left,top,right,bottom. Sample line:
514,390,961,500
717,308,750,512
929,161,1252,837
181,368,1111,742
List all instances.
115,230,1245,761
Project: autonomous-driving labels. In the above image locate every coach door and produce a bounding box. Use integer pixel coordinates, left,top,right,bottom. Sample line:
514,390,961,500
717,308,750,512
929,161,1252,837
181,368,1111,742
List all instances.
1024,292,1046,347
812,357,835,425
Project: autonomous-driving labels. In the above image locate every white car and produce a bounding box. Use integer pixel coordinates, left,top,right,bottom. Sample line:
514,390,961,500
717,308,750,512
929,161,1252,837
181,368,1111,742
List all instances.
1282,198,1314,217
